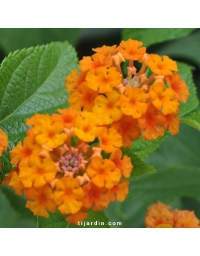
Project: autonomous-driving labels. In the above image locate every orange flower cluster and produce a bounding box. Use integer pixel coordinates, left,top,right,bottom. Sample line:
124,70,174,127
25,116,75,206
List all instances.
3,109,132,225
66,39,190,146
145,201,200,228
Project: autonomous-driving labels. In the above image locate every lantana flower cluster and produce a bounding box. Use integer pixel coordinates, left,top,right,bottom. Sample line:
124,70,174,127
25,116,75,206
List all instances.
3,39,190,225
145,201,200,228
3,109,132,224
66,39,190,146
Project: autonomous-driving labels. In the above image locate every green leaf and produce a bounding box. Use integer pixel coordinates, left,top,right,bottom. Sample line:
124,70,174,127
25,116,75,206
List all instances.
0,188,36,227
129,135,166,159
181,197,200,219
38,210,70,228
177,62,199,117
0,28,81,54
181,107,200,130
122,28,196,47
38,209,110,228
0,41,78,178
106,124,200,227
122,148,156,178
2,186,36,221
155,29,200,67
142,124,200,200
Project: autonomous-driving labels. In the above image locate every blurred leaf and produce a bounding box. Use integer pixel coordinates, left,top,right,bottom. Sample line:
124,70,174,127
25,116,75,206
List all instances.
107,124,200,227
122,28,196,47
181,107,200,130
181,197,200,219
0,189,36,227
0,28,81,54
2,186,36,220
178,62,199,117
122,148,156,178
0,41,78,179
106,197,182,228
38,209,110,228
155,29,200,67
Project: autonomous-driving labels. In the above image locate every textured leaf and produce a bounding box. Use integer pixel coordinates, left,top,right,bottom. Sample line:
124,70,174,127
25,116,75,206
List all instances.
122,28,196,47
129,135,166,160
38,210,68,228
38,209,110,228
122,148,156,178
0,41,78,179
0,28,81,54
106,124,200,227
181,107,200,130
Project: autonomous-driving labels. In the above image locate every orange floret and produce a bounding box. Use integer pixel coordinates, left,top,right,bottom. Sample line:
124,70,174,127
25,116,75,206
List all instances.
7,171,24,196
65,69,86,93
138,103,166,140
52,108,80,128
163,111,181,136
68,82,98,111
113,115,140,147
97,127,122,153
145,201,174,228
35,120,67,149
118,39,146,61
25,184,56,218
82,182,110,211
86,66,122,94
93,91,123,125
148,81,179,115
10,136,41,166
173,210,200,228
74,111,101,142
92,44,118,56
120,87,147,118
166,73,190,103
0,129,8,156
109,149,133,178
79,53,113,73
2,168,18,186
147,54,178,76
87,157,121,189
108,179,130,202
19,156,57,188
26,113,52,127
54,177,84,215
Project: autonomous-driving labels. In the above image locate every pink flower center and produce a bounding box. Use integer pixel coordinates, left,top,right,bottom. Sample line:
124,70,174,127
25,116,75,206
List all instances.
123,75,140,88
59,152,84,173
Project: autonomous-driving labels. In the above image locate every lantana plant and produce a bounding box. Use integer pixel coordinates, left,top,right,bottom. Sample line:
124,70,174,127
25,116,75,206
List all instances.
0,28,200,228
